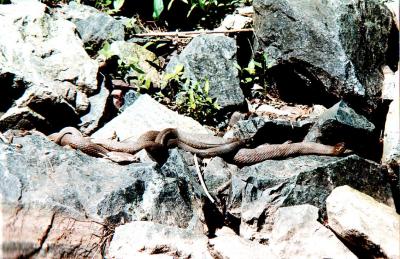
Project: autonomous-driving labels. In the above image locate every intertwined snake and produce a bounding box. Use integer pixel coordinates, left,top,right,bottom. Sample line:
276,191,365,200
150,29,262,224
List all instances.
48,127,351,165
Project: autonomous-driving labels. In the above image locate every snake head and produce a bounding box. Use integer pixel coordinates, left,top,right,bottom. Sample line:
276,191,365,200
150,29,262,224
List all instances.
333,142,353,155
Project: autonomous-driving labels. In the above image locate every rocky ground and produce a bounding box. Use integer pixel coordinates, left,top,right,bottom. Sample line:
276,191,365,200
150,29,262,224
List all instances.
0,0,399,258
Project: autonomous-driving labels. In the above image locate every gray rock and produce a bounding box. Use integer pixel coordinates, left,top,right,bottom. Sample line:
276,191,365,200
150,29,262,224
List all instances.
0,1,98,132
268,204,357,258
79,78,110,135
108,221,212,259
0,133,201,256
327,185,400,259
203,157,238,196
91,94,212,140
56,2,125,44
227,154,394,239
166,34,245,110
304,101,376,156
253,0,398,113
224,116,312,144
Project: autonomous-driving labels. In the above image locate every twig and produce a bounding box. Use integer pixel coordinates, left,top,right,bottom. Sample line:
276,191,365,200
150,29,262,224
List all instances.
132,28,253,38
216,179,232,195
193,154,215,204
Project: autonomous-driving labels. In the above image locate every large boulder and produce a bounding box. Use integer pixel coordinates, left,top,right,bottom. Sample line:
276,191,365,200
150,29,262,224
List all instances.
227,154,394,239
166,34,245,110
268,204,356,258
0,133,201,257
327,185,400,259
253,0,398,113
0,1,98,132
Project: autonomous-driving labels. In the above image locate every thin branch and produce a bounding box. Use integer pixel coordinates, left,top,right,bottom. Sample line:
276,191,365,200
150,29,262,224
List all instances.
132,28,254,38
194,154,215,204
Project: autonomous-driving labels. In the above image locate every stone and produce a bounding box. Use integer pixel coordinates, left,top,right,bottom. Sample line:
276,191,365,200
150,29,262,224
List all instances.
327,185,400,259
268,204,356,258
107,41,161,87
79,79,110,135
382,66,400,164
166,34,245,110
0,1,98,132
304,101,377,158
209,227,275,258
217,14,252,30
253,0,398,113
56,2,125,44
227,154,394,239
108,221,212,259
91,94,212,140
203,157,238,196
0,133,201,256
224,115,312,145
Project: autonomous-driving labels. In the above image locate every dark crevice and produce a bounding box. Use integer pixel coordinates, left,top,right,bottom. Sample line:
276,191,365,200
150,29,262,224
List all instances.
265,61,339,107
0,73,27,113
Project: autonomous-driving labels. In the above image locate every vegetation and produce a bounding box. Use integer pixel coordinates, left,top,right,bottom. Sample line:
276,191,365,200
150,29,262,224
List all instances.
158,64,221,124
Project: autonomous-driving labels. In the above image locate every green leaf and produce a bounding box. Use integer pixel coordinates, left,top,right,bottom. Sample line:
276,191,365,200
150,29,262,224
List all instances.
187,3,198,17
167,0,176,10
198,0,206,9
174,64,184,74
153,0,164,19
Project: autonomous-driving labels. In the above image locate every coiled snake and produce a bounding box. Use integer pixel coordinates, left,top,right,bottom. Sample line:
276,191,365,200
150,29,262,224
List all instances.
48,127,351,165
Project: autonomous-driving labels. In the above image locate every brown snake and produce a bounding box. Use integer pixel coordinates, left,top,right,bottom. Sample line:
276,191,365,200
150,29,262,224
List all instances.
48,127,351,165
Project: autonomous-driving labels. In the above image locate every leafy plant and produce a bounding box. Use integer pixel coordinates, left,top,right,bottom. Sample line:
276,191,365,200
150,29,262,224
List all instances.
152,0,243,20
159,64,220,124
97,42,151,91
236,52,276,98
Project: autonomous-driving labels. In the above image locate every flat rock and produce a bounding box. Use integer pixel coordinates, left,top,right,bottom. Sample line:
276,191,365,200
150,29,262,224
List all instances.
209,227,275,258
268,204,356,258
91,94,212,140
327,185,400,259
108,221,212,259
227,154,394,239
166,34,245,110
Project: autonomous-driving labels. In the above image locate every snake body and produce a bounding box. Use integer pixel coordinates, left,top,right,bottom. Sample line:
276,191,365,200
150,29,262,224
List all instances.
48,127,350,164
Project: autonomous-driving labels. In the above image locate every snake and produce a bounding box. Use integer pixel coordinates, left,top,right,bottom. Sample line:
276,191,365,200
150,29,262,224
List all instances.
48,127,351,165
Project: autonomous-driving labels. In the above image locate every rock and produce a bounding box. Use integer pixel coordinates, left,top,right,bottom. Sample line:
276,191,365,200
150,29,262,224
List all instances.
217,14,252,30
209,227,275,258
304,101,376,157
56,2,125,45
382,66,400,164
203,157,238,196
106,41,161,87
166,34,245,110
0,1,98,132
327,185,400,259
224,115,312,145
1,203,104,259
268,204,357,258
79,79,110,135
91,94,212,140
227,154,394,239
108,221,212,259
253,0,398,113
0,133,202,256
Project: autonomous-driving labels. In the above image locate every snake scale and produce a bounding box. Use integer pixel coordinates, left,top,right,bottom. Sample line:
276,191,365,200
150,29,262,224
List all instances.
48,127,351,165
